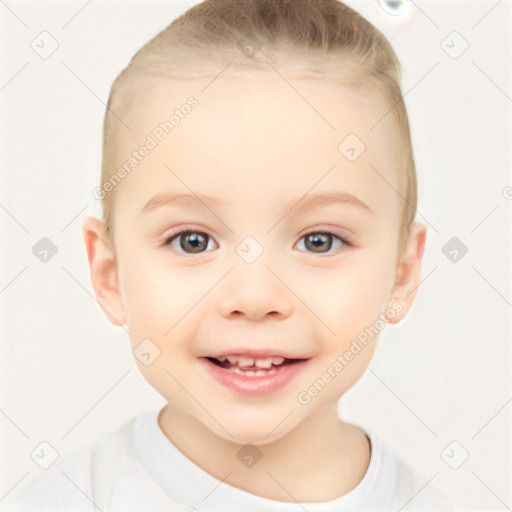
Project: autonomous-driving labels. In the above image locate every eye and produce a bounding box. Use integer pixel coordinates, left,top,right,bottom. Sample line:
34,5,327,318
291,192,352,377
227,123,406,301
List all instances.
165,229,217,254
294,231,351,254
164,228,351,255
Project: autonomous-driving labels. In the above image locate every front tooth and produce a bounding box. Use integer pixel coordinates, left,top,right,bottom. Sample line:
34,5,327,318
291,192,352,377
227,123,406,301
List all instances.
253,357,273,369
225,355,254,367
223,355,284,368
237,355,254,367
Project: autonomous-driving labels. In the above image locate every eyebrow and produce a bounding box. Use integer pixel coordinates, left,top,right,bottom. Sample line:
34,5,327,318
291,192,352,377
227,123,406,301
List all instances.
141,190,373,215
141,192,226,213
283,190,374,216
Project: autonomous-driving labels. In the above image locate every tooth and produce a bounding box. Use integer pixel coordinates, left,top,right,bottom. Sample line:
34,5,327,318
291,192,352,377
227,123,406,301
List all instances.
225,355,254,367
228,367,278,376
219,355,287,368
253,357,273,369
254,368,276,375
237,356,254,367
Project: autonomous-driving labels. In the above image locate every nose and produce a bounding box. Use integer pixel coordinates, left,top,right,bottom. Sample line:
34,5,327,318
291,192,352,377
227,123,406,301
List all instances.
217,257,294,322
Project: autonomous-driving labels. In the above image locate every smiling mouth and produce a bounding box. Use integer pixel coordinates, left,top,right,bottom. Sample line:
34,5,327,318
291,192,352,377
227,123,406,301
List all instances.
205,355,304,376
200,353,311,393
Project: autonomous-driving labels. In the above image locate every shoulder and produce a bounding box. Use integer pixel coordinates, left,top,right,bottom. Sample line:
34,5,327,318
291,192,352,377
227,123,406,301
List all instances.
393,457,458,511
0,444,94,512
370,432,458,511
0,416,136,512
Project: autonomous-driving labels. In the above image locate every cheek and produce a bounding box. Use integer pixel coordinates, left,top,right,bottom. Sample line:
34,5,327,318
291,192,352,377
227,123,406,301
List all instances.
117,253,175,332
297,258,393,338
119,254,217,342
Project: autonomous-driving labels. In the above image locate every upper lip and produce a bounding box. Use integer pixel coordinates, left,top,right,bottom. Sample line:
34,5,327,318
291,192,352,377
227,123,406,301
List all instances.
204,349,312,360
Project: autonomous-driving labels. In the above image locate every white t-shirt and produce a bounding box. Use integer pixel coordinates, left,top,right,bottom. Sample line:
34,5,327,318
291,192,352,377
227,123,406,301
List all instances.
1,408,457,511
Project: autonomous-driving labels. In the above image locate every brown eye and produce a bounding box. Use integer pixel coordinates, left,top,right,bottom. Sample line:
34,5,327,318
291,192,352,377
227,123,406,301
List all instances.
166,230,215,254
294,231,349,254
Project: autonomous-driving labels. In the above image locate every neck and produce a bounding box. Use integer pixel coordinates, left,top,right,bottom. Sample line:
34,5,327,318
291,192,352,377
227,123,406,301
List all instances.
158,402,371,503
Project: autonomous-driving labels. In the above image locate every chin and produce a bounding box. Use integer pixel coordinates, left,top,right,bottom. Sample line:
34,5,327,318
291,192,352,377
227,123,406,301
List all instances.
206,411,297,447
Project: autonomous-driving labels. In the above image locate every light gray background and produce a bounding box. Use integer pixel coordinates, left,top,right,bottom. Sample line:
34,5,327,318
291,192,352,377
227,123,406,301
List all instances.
1,1,511,510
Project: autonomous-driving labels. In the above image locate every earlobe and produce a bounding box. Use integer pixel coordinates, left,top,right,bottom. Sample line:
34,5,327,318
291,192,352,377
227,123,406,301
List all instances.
82,216,126,327
386,223,427,325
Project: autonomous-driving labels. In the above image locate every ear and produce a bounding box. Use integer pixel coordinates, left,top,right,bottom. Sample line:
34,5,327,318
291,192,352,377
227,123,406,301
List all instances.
82,216,126,327
386,222,427,324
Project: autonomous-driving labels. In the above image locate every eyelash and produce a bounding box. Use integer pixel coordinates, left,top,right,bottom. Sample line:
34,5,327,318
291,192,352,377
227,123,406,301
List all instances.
163,226,353,255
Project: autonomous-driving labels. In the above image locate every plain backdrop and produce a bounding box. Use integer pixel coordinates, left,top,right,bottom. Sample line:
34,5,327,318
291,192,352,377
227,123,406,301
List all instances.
0,1,511,510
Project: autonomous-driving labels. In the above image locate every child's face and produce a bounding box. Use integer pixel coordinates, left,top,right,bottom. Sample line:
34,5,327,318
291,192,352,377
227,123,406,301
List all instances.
85,72,425,444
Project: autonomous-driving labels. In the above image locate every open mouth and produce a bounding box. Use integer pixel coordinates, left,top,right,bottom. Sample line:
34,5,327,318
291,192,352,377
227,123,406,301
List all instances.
205,355,304,376
200,354,312,395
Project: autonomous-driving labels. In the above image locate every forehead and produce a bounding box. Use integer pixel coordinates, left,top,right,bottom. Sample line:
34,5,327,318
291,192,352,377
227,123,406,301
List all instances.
112,72,400,221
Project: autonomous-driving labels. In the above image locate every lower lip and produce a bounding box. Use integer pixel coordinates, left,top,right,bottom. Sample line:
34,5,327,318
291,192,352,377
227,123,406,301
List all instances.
199,357,310,396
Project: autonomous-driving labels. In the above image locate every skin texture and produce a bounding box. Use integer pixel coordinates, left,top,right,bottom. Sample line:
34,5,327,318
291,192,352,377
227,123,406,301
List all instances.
83,72,426,503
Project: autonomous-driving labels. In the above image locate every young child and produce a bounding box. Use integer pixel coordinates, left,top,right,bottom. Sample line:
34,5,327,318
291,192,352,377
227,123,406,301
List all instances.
2,0,457,510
